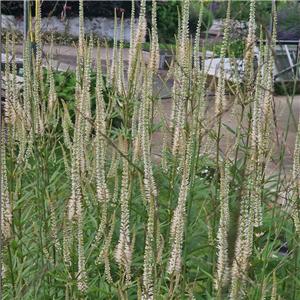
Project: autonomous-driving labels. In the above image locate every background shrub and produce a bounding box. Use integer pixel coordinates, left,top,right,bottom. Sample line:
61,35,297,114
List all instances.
277,2,300,40
146,0,181,43
189,1,214,33
207,0,227,19
207,1,271,29
1,1,138,18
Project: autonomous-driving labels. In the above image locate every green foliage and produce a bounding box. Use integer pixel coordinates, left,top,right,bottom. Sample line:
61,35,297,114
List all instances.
43,68,122,127
277,2,300,40
146,1,181,43
209,1,272,26
189,2,214,31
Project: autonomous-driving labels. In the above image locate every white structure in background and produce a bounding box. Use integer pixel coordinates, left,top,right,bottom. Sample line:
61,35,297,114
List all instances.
2,15,136,43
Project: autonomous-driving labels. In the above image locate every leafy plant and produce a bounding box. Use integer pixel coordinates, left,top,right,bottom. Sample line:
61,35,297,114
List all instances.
42,68,122,127
146,1,181,43
277,2,300,40
190,1,214,32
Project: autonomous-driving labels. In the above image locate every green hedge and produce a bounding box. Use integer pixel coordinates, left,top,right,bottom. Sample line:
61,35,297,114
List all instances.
1,1,137,18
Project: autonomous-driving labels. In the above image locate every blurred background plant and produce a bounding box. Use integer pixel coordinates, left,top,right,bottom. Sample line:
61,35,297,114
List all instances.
207,0,272,28
146,0,181,44
277,1,300,40
189,1,214,33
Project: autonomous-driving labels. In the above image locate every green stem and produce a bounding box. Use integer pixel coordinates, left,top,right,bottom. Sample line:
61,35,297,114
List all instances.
7,244,16,298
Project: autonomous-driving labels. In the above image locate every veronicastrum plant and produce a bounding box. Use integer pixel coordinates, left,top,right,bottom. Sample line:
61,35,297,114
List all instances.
2,0,300,299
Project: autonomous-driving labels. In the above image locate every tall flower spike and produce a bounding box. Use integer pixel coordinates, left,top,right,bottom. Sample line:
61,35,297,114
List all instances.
128,0,146,82
142,193,155,300
229,161,253,300
140,73,157,198
115,137,132,285
167,165,189,275
63,215,71,266
251,31,264,231
244,0,256,85
262,3,276,154
118,13,126,96
95,44,110,204
149,0,159,73
292,117,300,235
4,31,15,129
103,213,116,283
77,201,87,292
1,120,12,239
215,0,231,117
168,128,194,277
215,161,230,297
271,271,277,300
193,0,204,79
78,0,84,60
110,8,118,85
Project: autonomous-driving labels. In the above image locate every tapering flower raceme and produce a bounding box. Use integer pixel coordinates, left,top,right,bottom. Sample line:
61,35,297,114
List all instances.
128,0,146,81
137,70,157,199
261,279,267,300
126,0,146,134
10,32,20,126
142,194,155,300
168,127,194,277
292,117,300,235
110,9,119,86
103,213,116,283
4,32,15,133
215,161,230,295
181,0,189,46
193,0,204,78
5,32,33,163
252,48,263,153
1,121,12,239
167,164,189,275
171,87,186,165
95,45,110,204
29,0,44,136
49,197,61,251
77,201,87,292
115,138,133,285
129,0,135,53
61,101,73,150
82,36,93,146
171,0,193,163
118,14,126,96
78,0,84,60
67,137,87,296
271,271,277,300
215,0,231,117
66,2,90,292
148,0,159,73
250,43,264,230
157,97,169,173
229,162,253,300
261,7,276,152
140,13,161,291
63,216,71,266
22,39,32,130
68,129,82,221
193,0,206,143
244,0,256,84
